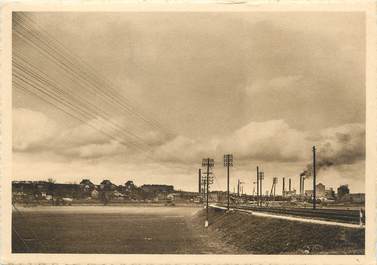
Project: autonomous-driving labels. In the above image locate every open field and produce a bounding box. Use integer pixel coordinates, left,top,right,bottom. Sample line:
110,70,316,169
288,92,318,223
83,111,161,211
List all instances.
12,205,364,254
12,205,232,254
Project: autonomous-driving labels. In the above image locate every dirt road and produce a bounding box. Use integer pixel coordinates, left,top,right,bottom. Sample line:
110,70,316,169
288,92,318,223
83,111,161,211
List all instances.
12,205,232,254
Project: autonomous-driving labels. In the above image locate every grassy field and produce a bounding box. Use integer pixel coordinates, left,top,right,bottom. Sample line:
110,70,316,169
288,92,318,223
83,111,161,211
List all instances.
12,205,230,254
192,207,365,254
12,205,364,254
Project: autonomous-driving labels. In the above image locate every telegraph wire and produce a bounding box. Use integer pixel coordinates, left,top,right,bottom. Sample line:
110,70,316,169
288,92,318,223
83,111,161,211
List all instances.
13,56,152,152
12,226,30,252
13,13,172,136
12,203,47,252
13,16,170,152
13,75,148,153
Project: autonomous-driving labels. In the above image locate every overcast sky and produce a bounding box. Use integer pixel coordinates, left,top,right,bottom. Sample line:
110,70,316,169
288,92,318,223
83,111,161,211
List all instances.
12,12,365,193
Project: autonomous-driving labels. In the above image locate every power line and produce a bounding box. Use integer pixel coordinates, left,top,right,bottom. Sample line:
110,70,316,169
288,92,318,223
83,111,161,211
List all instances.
12,226,30,252
13,56,153,152
12,75,150,155
12,203,47,252
13,16,173,155
13,77,149,154
13,13,172,136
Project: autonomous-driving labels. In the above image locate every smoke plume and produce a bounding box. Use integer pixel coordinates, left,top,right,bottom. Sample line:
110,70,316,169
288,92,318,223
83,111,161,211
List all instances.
303,123,365,176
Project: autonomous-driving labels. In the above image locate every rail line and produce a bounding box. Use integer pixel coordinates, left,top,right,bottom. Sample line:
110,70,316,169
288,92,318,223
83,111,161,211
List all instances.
217,204,364,225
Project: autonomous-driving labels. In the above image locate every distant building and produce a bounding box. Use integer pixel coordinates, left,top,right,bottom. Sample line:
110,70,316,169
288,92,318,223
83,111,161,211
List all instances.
339,193,365,203
51,183,80,198
337,184,350,199
12,181,81,200
124,180,137,192
316,183,326,197
12,181,37,193
209,191,227,202
175,190,202,202
349,193,365,203
100,180,117,191
305,183,333,199
80,179,95,192
325,188,335,200
140,184,174,193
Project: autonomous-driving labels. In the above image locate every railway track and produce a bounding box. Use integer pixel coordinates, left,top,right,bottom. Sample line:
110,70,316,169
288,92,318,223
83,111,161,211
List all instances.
218,204,364,224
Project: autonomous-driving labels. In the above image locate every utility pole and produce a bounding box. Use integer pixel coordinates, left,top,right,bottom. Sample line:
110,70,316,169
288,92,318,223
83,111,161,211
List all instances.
270,179,274,198
259,171,264,206
270,177,277,199
289,178,291,192
224,154,233,211
299,174,302,195
313,146,317,210
202,158,214,227
282,177,285,197
256,166,259,206
206,167,209,219
237,179,240,197
203,178,207,201
198,169,201,195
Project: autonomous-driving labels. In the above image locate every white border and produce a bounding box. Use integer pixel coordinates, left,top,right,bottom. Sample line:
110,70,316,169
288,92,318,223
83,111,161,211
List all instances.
1,1,376,264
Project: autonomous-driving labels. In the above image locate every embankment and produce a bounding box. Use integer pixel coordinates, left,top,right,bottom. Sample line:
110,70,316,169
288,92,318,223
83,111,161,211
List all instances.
192,207,364,254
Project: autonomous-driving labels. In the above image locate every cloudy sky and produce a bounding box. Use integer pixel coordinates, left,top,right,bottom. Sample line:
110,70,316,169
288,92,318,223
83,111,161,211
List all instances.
12,11,365,193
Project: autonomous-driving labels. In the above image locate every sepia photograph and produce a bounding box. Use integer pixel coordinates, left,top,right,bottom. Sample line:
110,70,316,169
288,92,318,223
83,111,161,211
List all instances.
1,2,376,261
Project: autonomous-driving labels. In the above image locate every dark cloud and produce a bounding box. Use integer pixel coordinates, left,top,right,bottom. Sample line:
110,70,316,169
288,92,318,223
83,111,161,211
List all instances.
303,124,365,176
317,124,365,169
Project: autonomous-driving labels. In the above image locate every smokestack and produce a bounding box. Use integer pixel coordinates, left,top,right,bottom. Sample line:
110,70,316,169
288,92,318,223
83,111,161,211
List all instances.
289,178,291,192
282,177,285,196
299,171,307,195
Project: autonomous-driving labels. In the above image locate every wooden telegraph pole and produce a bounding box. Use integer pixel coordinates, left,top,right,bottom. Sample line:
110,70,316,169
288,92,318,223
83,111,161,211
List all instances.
206,165,209,219
313,146,317,210
198,169,201,195
237,179,240,197
202,158,214,227
256,166,259,206
259,171,264,206
224,154,233,211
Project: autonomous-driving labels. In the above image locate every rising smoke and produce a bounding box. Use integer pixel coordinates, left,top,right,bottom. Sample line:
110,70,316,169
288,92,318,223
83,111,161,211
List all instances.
304,123,365,176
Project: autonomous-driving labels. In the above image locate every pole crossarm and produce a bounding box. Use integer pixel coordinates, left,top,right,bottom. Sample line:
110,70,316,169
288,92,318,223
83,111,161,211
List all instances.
223,154,233,167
